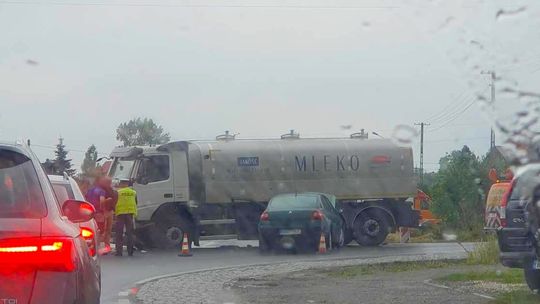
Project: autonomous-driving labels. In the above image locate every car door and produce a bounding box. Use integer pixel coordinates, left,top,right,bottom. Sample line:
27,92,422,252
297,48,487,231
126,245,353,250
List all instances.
320,195,341,240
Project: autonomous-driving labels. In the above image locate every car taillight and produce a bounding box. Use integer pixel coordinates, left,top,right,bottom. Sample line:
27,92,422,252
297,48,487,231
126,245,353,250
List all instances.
81,227,96,257
0,237,75,272
260,211,269,222
311,210,324,221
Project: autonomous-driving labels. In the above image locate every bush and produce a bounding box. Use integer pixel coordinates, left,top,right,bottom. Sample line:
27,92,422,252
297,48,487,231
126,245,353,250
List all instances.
466,235,499,265
456,223,485,242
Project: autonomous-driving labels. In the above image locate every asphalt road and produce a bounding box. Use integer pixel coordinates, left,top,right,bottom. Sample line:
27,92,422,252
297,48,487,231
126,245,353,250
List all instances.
100,241,474,304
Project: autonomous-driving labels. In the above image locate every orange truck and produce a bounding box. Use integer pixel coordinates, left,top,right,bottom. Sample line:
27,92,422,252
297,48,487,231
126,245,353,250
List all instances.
484,168,513,230
414,190,441,226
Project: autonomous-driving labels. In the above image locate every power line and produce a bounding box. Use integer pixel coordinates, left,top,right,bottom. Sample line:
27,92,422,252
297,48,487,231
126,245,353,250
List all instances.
424,136,489,144
428,87,489,132
31,143,109,156
428,91,478,125
428,97,478,132
425,88,468,123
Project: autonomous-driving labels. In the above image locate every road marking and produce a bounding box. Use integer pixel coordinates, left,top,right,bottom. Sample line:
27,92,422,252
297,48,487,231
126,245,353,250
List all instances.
423,279,450,289
473,292,496,300
423,279,496,300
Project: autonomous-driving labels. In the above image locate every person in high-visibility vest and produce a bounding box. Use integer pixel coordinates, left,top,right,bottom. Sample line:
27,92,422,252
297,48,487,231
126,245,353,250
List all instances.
114,178,137,257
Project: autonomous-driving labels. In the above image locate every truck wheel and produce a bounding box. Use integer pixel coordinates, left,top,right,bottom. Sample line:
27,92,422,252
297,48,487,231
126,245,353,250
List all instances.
524,258,540,292
148,221,191,249
343,228,354,246
354,210,390,246
146,225,178,249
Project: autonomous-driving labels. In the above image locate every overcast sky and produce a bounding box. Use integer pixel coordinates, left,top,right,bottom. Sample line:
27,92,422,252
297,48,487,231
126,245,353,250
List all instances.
1,0,538,172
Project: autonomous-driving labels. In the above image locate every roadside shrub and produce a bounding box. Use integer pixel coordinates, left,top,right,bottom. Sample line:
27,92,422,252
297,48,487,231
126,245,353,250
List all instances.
457,223,485,242
466,235,499,265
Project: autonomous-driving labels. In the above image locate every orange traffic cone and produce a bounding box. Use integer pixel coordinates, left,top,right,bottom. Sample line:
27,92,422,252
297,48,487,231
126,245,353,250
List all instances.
318,233,327,254
178,233,192,257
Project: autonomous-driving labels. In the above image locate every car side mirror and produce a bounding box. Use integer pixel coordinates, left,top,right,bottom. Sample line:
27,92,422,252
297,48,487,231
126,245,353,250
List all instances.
62,200,95,223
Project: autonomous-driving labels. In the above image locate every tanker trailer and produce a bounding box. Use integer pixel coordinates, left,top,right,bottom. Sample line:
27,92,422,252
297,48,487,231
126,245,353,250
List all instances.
108,132,420,248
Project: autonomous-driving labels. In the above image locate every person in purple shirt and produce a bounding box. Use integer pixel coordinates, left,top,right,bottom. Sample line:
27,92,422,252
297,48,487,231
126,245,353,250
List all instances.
86,176,113,252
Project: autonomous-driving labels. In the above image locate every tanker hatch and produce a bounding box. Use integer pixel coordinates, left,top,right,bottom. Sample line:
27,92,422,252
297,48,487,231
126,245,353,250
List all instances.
216,130,236,141
350,129,369,139
281,129,300,139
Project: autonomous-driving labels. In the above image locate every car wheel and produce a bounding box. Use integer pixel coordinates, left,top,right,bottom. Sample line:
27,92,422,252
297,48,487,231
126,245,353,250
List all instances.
524,258,540,293
353,210,390,246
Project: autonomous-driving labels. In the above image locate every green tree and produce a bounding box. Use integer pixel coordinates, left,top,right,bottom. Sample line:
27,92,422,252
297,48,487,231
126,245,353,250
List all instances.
53,138,76,176
41,158,55,175
116,117,170,147
430,146,483,230
81,144,99,176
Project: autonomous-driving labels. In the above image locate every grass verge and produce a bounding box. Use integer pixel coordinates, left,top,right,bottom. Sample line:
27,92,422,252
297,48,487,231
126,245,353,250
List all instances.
490,290,540,304
327,260,462,278
466,235,499,265
438,268,524,284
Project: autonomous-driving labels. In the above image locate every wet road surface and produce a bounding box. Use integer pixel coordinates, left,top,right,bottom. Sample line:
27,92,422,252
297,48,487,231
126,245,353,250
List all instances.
100,241,475,303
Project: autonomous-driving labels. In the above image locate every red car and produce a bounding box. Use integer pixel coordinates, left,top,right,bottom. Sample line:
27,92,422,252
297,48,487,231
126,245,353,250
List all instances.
0,142,101,304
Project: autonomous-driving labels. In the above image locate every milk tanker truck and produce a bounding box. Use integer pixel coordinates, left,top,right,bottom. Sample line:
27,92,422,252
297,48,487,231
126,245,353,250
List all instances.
107,131,427,248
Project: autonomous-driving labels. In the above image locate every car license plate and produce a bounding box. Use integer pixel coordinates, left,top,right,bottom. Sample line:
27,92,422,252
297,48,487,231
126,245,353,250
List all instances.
280,229,301,235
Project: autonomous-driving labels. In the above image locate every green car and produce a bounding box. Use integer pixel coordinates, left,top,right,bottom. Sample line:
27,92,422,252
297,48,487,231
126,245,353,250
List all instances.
258,192,345,253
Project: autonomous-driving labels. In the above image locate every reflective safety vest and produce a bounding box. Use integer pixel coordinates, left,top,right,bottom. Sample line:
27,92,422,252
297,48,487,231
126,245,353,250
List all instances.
115,187,137,216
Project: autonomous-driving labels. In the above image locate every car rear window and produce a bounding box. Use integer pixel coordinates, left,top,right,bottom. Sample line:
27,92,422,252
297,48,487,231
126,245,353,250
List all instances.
510,170,540,200
0,149,47,218
268,195,320,211
51,183,75,204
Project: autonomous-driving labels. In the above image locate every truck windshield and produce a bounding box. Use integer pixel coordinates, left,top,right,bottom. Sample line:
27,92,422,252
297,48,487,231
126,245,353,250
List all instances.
110,159,135,181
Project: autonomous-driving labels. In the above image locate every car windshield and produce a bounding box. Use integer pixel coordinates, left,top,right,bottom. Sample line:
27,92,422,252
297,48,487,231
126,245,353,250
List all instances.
0,149,46,218
268,195,320,211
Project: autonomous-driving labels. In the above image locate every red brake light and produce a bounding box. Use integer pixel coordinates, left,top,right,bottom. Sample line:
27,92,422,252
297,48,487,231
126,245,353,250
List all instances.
0,237,75,272
81,227,96,257
81,227,94,239
311,210,324,221
260,211,269,222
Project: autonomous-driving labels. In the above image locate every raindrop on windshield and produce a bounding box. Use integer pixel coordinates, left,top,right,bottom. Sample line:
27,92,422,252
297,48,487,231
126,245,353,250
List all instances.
391,125,418,146
495,6,527,20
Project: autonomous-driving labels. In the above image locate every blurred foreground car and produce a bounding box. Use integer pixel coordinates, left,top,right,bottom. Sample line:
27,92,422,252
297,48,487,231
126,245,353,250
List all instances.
497,165,540,268
258,192,345,252
49,174,101,258
0,142,101,304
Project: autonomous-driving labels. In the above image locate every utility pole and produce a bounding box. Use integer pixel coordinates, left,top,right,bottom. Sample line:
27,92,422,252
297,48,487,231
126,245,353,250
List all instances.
415,122,429,185
482,70,496,150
